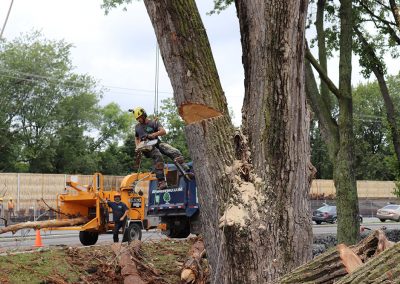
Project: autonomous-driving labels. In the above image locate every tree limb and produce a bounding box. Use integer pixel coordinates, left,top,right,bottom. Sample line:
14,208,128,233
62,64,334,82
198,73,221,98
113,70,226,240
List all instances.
359,0,400,45
390,0,400,32
305,60,339,156
305,47,341,99
0,217,88,234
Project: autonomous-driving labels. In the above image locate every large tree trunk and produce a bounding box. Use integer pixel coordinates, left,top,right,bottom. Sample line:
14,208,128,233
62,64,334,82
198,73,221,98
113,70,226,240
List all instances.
235,0,313,281
144,0,312,283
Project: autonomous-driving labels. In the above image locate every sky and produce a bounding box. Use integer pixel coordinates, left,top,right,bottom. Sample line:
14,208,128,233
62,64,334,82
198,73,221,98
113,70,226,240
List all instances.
0,0,244,125
1,1,399,127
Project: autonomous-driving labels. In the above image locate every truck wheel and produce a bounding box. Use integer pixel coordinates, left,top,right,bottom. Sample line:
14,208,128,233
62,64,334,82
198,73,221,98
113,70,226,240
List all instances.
79,231,98,246
166,223,190,238
122,223,142,242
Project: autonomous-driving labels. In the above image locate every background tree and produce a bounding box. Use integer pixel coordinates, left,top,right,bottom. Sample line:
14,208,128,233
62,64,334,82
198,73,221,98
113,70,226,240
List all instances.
352,0,400,175
104,0,313,283
157,97,189,161
305,0,360,244
0,32,133,174
353,79,399,180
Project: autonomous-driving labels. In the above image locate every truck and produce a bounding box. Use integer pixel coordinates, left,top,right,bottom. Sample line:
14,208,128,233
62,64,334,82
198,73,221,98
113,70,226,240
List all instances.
52,164,200,246
147,163,200,238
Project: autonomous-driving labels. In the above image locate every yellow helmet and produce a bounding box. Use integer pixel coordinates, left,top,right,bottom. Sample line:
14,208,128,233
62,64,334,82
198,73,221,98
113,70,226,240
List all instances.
133,107,147,120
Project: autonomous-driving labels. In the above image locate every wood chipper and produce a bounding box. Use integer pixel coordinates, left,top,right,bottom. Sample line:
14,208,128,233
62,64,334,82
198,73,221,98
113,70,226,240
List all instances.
50,172,157,246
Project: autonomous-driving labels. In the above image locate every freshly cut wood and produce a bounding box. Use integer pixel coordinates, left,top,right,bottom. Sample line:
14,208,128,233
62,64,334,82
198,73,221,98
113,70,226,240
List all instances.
337,244,362,273
375,229,395,255
181,238,206,284
336,242,400,283
0,217,88,234
112,242,145,284
278,230,392,284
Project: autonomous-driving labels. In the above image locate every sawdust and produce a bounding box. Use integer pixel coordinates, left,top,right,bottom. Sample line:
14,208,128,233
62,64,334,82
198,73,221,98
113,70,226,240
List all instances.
219,204,248,227
221,160,265,228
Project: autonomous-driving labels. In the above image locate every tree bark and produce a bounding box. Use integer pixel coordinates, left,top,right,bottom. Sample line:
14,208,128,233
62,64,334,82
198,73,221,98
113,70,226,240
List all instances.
278,230,392,284
278,244,362,284
336,0,359,245
0,217,87,234
316,0,333,110
235,0,313,281
144,0,312,283
111,242,146,284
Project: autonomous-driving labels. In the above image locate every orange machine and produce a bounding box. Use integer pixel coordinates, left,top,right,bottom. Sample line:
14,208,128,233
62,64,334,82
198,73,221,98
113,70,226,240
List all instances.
52,172,157,246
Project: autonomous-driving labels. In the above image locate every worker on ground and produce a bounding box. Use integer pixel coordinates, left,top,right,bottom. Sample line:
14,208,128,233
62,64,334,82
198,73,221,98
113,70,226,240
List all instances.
132,107,190,190
7,197,15,220
106,193,129,243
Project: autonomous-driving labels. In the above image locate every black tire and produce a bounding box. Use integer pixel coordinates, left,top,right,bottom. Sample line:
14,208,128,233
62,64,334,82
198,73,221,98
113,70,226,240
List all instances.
165,223,190,238
122,223,142,242
380,219,386,222
315,221,322,225
79,231,99,246
359,216,363,223
331,217,337,224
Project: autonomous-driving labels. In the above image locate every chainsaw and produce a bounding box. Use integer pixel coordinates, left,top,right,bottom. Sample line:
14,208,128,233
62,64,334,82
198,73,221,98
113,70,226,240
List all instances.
135,139,158,153
133,136,158,171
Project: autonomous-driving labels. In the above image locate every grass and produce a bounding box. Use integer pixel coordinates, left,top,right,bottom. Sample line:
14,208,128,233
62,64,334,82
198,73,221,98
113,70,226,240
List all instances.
0,249,80,283
0,239,193,284
142,239,192,283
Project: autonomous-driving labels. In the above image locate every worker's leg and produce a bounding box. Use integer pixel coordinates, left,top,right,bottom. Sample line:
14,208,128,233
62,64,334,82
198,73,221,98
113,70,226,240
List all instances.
113,221,123,243
145,148,167,189
158,143,190,171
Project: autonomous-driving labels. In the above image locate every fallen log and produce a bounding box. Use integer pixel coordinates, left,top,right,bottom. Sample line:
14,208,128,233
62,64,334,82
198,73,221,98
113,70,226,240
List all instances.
336,242,400,283
181,238,207,284
0,217,88,234
112,242,146,284
278,230,391,284
278,244,362,284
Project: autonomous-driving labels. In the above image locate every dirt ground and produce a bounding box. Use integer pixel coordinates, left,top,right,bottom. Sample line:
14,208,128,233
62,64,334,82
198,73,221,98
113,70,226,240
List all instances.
0,238,195,284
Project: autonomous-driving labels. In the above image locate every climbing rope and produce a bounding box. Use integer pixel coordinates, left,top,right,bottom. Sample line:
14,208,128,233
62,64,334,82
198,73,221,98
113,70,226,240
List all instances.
0,0,14,39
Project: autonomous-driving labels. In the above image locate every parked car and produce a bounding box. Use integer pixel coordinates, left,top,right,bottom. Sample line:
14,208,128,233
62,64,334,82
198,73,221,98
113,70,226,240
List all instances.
376,204,400,222
312,205,363,225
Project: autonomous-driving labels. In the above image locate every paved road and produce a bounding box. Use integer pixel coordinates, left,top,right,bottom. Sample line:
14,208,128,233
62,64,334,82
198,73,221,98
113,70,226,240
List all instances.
313,217,400,234
0,229,167,250
1,218,399,250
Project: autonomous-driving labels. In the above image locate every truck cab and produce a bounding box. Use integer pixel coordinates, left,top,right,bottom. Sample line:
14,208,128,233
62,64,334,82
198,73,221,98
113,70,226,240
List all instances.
147,163,200,238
